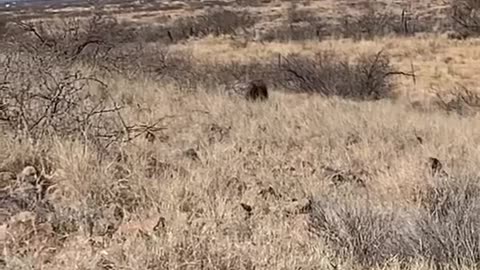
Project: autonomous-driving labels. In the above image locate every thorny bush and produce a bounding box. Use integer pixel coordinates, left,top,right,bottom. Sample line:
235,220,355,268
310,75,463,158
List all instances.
278,50,400,100
450,0,480,38
167,7,257,42
7,14,136,69
0,52,171,153
0,52,124,146
340,3,407,40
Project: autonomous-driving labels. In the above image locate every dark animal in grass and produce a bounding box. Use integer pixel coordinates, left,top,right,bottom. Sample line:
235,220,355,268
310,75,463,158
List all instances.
226,79,269,101
427,157,449,178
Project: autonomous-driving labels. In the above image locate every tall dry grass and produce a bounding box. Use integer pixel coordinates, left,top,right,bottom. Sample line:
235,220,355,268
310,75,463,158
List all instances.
2,72,480,268
3,2,480,269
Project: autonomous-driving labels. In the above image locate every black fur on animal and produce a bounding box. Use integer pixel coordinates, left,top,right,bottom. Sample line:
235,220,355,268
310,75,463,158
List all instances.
227,79,269,101
245,79,269,101
427,157,448,178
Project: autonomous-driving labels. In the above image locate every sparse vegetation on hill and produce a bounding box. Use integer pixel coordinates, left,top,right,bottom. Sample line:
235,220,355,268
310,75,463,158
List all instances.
2,1,480,269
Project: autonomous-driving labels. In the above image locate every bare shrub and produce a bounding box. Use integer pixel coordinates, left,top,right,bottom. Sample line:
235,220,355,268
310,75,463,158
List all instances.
97,9,257,46
143,49,407,102
285,2,315,24
0,50,169,153
278,50,401,100
201,60,276,89
341,7,393,39
6,14,135,67
200,8,256,36
450,0,480,38
340,2,415,40
3,15,182,80
146,52,277,93
0,53,124,145
168,8,257,42
2,15,230,83
261,6,434,42
91,43,174,80
134,23,173,43
80,45,399,102
259,3,326,41
260,19,327,42
153,50,202,90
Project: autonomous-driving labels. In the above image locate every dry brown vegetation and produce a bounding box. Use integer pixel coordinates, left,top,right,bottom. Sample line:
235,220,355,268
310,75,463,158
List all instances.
3,0,480,269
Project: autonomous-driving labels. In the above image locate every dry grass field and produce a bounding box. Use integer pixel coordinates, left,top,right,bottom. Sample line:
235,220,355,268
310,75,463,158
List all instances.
3,0,480,269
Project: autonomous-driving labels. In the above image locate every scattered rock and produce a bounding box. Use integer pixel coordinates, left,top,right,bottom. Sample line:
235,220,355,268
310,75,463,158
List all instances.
226,79,269,101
